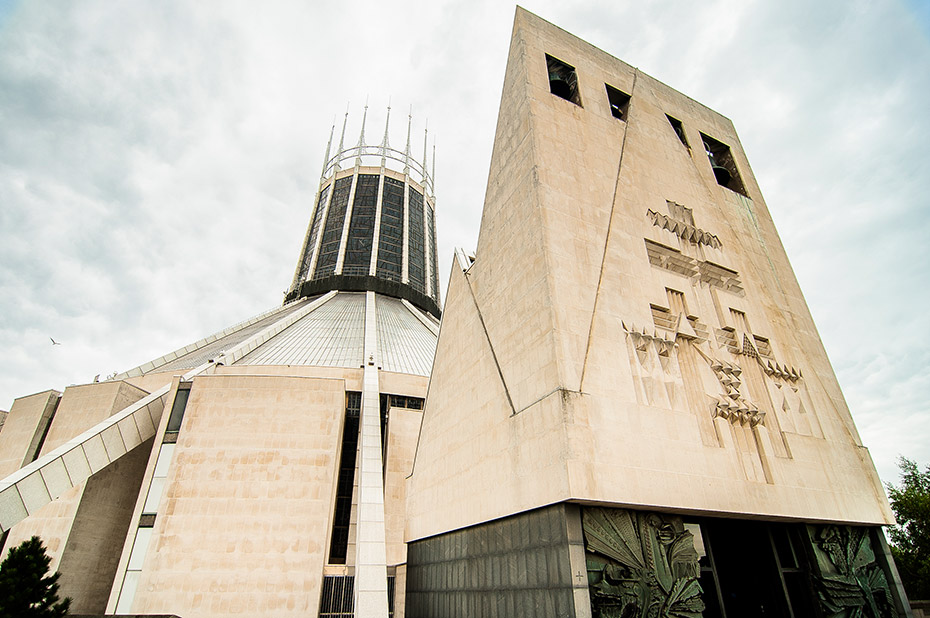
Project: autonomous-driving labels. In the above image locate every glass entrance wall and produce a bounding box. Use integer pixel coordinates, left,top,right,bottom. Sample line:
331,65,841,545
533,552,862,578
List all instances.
581,506,905,618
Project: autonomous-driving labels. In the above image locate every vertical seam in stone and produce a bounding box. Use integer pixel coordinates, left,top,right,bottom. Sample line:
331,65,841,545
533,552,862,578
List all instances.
462,272,517,416
579,70,640,393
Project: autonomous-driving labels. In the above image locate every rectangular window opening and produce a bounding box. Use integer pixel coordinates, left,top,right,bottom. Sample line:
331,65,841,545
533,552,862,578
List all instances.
701,133,748,197
605,84,631,120
165,383,191,435
319,575,354,618
666,114,690,150
328,392,361,565
546,54,582,106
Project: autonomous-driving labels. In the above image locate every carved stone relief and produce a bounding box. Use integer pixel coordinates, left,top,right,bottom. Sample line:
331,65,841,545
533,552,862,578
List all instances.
583,507,704,618
806,525,899,618
633,199,827,479
623,324,685,410
647,202,722,249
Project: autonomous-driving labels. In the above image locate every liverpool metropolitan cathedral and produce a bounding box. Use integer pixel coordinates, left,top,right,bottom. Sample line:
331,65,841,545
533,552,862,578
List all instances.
0,8,912,618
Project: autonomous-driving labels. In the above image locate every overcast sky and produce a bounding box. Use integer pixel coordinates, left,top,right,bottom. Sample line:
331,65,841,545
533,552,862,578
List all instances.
0,0,927,485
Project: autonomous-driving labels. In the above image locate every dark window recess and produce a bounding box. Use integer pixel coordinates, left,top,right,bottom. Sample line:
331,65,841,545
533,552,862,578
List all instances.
694,523,725,618
376,177,405,282
427,204,439,303
296,184,331,282
387,575,395,618
165,384,191,435
546,54,582,106
379,394,425,477
138,514,156,528
328,392,361,565
407,189,426,294
318,575,394,618
701,133,748,197
315,176,354,279
343,174,380,276
770,525,819,618
667,114,690,149
388,395,424,410
605,84,631,120
319,575,354,618
379,395,392,478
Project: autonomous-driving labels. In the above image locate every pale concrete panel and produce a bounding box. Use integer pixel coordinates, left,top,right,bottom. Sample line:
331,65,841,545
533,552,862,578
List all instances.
123,371,183,395
82,436,110,473
0,390,60,477
406,264,572,541
467,9,561,414
384,408,423,567
40,457,72,499
2,483,84,569
18,470,51,514
100,425,127,460
62,448,92,485
215,363,364,392
379,372,429,399
117,415,143,451
56,443,151,614
130,374,345,618
40,381,148,456
0,486,27,531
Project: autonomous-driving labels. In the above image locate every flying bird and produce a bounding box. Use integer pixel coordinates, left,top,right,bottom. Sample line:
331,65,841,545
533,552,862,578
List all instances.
49,337,61,345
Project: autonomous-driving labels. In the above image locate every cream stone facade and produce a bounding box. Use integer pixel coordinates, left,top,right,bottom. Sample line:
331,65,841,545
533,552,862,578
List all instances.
0,7,911,618
404,7,909,618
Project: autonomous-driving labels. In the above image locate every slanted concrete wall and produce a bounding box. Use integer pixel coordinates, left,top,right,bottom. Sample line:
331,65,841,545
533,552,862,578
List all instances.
128,374,345,618
0,390,60,477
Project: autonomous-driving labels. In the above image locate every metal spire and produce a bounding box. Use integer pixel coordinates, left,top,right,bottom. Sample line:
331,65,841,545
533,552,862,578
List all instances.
431,141,437,197
403,106,412,175
321,121,335,179
380,103,392,167
335,106,349,172
422,121,429,186
356,101,369,167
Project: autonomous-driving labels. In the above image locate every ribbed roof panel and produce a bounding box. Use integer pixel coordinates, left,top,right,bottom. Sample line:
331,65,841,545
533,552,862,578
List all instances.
376,295,437,376
236,292,366,368
151,299,313,373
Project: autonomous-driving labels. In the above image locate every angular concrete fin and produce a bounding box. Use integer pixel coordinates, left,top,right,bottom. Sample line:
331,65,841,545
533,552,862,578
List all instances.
407,259,550,541
676,314,699,339
0,386,169,533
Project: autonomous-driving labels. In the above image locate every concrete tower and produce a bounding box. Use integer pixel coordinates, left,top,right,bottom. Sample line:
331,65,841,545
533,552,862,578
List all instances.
404,8,909,618
0,106,439,618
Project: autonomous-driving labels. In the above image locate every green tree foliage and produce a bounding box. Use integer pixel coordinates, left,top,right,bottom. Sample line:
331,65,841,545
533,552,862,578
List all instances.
0,535,70,617
886,457,930,599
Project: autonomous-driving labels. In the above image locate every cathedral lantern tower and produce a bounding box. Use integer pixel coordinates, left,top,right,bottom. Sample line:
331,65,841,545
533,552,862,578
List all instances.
288,105,441,318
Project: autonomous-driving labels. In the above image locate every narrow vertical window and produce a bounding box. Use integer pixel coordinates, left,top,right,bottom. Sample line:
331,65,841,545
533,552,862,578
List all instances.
605,84,631,120
165,383,191,435
315,176,354,278
376,177,405,282
666,114,689,150
342,174,380,276
546,54,582,106
295,183,331,283
328,392,361,565
407,189,426,294
701,133,748,197
427,203,439,304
